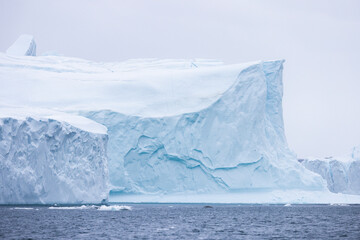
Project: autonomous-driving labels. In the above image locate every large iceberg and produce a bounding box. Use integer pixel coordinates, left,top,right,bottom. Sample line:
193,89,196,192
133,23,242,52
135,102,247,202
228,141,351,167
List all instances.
0,108,108,204
85,60,324,196
2,38,360,203
300,146,360,195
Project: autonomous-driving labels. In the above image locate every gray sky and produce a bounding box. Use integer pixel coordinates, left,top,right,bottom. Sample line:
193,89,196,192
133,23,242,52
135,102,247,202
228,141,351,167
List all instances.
1,0,359,158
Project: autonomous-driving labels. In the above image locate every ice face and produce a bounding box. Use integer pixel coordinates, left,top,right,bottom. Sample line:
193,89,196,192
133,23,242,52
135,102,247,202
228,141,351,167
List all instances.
84,61,325,195
0,115,108,204
6,35,36,56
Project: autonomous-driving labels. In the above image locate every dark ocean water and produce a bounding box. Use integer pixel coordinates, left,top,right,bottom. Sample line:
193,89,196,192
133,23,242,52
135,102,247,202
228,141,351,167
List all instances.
1,204,360,239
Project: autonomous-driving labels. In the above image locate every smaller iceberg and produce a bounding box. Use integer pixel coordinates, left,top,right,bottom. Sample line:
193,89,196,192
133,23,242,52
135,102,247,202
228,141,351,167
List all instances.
300,146,360,195
6,34,36,56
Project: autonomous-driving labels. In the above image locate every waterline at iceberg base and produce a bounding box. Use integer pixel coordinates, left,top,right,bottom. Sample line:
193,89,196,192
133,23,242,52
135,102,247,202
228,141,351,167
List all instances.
1,36,360,203
109,190,360,204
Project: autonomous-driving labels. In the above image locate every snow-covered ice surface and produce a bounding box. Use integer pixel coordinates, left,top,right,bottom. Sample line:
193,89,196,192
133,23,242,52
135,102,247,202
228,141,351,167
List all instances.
6,35,36,56
300,146,360,195
1,41,359,203
0,107,107,134
0,53,244,117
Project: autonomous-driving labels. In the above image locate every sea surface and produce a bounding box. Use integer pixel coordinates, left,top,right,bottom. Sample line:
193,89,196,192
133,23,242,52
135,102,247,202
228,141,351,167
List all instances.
1,204,359,239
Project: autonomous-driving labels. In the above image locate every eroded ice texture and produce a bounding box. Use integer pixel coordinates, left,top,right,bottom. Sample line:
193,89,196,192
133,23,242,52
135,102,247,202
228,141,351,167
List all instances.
85,61,325,195
6,35,36,56
301,146,360,195
0,116,108,204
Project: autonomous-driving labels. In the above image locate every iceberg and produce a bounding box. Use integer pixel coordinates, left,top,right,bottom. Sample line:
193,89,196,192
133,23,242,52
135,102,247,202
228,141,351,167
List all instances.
6,35,36,56
0,108,108,204
300,146,360,195
2,37,359,203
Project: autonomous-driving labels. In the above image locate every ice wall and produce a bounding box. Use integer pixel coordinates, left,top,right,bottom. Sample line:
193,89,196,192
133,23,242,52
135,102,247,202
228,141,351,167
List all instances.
300,146,360,194
85,60,325,195
6,35,36,56
0,116,108,204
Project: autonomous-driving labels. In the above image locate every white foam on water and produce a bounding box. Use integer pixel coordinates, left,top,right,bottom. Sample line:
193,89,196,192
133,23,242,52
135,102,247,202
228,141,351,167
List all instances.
48,205,97,210
330,203,350,206
97,205,132,211
12,207,34,210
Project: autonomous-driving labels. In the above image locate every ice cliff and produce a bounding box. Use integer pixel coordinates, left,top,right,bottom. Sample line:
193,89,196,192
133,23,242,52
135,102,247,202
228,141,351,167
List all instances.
84,60,325,195
300,146,360,195
0,109,108,204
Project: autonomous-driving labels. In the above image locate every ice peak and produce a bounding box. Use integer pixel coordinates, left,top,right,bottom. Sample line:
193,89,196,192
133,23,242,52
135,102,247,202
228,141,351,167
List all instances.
6,34,36,56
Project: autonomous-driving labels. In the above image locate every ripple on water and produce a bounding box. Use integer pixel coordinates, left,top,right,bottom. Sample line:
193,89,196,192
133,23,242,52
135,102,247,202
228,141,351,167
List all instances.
1,204,360,239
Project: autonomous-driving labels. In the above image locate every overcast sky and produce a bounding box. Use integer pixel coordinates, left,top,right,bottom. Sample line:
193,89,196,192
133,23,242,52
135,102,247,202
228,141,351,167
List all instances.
0,0,359,158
